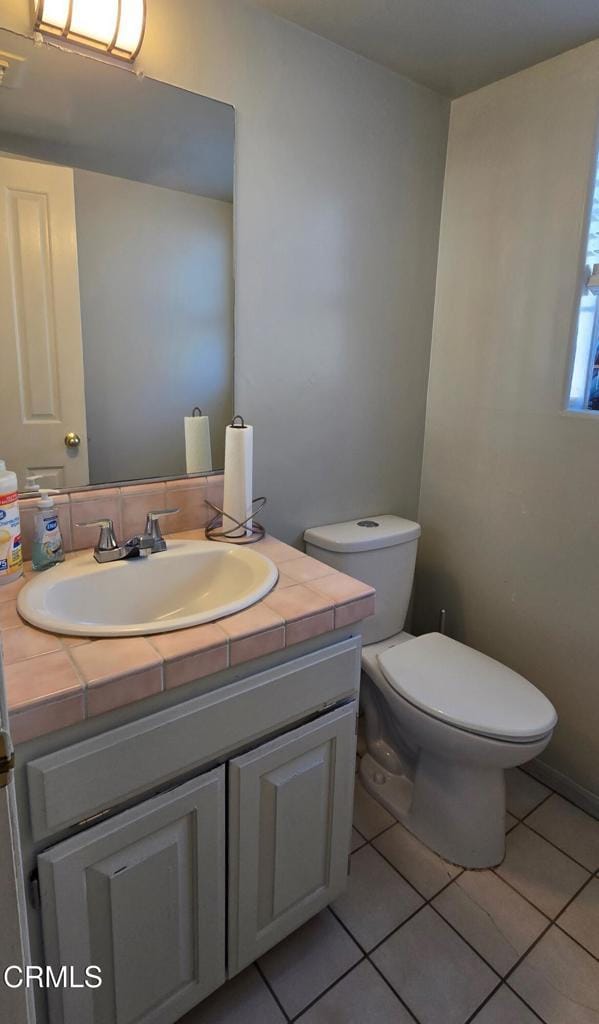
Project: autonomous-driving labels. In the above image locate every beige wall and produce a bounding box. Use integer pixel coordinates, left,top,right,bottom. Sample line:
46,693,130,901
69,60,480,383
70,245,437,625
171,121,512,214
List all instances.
416,40,599,797
74,170,233,483
1,0,449,543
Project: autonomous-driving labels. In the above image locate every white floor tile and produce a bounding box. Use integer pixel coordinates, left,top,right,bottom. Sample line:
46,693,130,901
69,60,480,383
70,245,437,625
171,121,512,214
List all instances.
371,906,498,1024
505,769,550,819
333,845,423,951
558,877,599,959
510,926,599,1023
505,812,518,832
526,795,599,871
470,985,540,1023
373,821,461,899
296,960,416,1023
433,870,548,975
258,909,361,1019
496,825,589,918
352,778,395,839
177,966,285,1024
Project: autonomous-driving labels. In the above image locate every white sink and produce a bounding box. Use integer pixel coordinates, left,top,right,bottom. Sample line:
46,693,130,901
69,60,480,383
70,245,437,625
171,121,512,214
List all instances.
17,540,278,638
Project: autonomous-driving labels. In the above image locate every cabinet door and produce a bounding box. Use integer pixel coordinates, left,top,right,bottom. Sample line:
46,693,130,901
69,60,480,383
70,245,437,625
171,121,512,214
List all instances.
38,768,225,1024
228,703,357,974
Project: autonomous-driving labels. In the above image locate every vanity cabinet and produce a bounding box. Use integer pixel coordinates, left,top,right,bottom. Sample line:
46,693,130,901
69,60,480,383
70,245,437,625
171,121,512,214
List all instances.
228,704,356,974
28,641,361,1024
38,768,226,1024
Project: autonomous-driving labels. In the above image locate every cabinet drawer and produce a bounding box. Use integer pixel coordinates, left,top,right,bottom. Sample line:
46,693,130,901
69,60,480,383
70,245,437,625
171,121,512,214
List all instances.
28,637,361,842
38,767,225,1024
228,702,357,975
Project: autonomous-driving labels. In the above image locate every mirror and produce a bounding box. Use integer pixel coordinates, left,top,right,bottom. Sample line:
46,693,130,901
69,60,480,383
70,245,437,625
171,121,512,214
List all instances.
0,30,235,491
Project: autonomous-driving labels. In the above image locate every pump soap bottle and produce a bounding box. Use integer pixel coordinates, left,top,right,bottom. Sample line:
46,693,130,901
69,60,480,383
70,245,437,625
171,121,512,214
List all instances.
32,490,65,571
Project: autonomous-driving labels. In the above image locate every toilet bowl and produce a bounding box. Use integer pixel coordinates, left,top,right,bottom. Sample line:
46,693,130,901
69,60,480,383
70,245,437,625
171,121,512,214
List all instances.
359,631,556,867
304,515,558,869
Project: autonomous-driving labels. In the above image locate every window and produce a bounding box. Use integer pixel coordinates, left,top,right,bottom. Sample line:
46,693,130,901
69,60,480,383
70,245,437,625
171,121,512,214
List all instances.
568,150,599,412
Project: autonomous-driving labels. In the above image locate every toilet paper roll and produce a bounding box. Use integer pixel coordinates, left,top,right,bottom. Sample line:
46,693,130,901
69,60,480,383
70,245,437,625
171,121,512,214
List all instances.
185,415,212,474
223,422,253,537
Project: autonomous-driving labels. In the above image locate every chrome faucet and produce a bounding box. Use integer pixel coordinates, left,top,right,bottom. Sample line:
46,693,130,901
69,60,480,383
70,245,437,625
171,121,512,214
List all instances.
77,509,179,563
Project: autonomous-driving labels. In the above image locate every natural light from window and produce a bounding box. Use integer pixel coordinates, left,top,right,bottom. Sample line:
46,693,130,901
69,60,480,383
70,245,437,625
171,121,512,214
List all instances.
568,150,599,413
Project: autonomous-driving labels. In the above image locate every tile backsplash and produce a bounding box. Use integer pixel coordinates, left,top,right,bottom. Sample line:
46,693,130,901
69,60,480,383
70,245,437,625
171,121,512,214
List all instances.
18,475,224,561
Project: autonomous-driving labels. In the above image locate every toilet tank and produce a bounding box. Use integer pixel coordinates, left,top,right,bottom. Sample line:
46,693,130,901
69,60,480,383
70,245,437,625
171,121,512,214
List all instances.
304,515,421,645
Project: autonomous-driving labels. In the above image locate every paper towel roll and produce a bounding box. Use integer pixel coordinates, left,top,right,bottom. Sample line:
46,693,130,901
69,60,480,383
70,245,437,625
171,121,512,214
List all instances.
223,420,253,537
185,414,212,474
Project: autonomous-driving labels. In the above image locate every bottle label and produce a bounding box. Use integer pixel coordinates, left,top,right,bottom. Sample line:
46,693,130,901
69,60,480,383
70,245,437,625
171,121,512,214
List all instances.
0,492,23,582
38,514,64,564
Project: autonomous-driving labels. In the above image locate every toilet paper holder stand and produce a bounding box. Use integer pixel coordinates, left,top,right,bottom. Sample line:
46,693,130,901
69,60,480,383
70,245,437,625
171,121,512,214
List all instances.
205,495,266,544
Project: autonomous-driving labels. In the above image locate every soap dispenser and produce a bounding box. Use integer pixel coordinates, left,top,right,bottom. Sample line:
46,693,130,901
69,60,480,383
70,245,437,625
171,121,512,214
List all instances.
32,490,65,571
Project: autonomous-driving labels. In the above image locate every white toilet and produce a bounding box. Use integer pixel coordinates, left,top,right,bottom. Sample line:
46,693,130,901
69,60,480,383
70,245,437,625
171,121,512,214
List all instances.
304,515,557,868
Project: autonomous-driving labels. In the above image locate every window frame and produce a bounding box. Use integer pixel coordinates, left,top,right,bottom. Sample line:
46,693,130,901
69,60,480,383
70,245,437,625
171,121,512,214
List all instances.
565,134,599,417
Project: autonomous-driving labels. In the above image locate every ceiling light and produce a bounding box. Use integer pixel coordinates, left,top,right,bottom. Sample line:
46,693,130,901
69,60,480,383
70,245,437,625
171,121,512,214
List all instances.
34,0,146,62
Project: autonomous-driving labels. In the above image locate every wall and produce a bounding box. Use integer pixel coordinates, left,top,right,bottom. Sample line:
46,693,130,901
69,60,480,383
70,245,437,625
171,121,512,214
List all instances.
416,41,599,797
74,170,233,482
0,0,450,542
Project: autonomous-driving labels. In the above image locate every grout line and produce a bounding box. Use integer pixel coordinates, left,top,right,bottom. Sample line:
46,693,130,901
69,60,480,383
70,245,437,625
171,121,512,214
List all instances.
519,817,599,874
498,820,593,875
426,901,502,979
285,955,366,1023
502,981,552,1023
327,883,425,1023
347,790,592,1021
507,788,553,822
365,953,424,1023
499,870,596,994
519,765,599,825
461,979,504,1024
255,960,293,1023
489,863,557,919
554,917,599,964
368,830,465,904
309,774,598,1024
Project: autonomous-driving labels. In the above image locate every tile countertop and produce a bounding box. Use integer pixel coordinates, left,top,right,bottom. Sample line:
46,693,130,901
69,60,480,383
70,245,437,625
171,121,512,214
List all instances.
0,530,375,745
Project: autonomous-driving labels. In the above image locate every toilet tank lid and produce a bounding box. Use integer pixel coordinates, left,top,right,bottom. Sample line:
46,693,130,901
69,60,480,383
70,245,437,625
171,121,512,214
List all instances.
304,515,421,553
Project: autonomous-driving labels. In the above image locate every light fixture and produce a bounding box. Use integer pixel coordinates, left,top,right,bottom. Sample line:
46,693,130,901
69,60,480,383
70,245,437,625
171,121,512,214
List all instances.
34,0,147,62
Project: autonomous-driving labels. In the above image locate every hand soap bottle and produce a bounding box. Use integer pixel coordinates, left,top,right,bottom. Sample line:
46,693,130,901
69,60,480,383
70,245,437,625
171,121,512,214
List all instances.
32,490,65,571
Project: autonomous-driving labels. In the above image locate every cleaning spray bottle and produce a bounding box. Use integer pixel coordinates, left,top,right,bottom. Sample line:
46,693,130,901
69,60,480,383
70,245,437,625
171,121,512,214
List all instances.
0,459,23,585
32,489,65,571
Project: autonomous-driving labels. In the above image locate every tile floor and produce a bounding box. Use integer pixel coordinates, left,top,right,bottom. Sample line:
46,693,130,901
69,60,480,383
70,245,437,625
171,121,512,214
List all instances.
180,764,599,1024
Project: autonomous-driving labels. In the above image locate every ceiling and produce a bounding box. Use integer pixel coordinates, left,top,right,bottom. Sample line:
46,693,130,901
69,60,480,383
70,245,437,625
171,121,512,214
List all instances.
0,30,234,200
250,0,599,97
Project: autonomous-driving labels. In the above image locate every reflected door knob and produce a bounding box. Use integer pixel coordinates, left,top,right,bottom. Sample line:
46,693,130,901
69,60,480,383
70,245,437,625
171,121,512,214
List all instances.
64,432,81,449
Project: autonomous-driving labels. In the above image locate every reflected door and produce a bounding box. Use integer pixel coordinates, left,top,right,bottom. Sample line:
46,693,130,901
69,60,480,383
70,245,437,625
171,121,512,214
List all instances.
0,156,89,488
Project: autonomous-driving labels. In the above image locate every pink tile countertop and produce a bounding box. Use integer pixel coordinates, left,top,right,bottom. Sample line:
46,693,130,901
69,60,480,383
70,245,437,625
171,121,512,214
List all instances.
0,530,375,745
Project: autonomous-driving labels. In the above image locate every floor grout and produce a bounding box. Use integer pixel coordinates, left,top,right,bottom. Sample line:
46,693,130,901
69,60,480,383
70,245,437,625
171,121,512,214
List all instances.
346,769,599,1023
246,766,599,1024
286,953,367,1023
255,959,293,1022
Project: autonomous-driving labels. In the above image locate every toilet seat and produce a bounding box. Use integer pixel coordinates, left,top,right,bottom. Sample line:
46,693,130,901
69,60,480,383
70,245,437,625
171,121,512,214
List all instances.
377,632,557,742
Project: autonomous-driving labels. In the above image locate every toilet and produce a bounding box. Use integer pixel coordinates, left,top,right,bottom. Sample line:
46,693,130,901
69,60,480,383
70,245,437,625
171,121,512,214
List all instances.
304,515,557,868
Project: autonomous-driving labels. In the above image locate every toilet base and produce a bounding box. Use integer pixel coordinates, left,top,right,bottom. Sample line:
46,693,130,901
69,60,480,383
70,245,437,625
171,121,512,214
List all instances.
359,751,506,868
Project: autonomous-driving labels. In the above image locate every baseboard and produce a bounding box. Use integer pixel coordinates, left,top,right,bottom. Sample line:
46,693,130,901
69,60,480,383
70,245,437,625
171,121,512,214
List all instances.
525,759,599,821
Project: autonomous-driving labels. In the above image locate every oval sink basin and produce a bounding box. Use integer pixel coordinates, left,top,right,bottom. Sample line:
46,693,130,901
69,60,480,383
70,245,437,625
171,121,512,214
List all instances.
17,540,278,638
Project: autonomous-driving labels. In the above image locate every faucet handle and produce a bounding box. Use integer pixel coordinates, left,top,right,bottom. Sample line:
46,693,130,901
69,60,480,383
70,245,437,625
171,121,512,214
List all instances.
145,509,179,525
144,509,179,552
76,518,119,552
